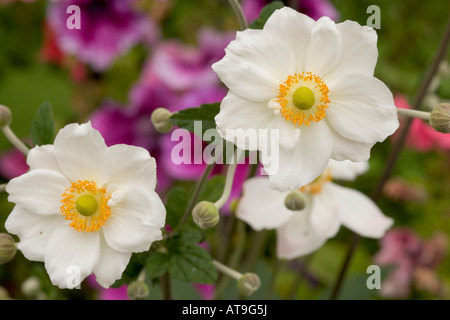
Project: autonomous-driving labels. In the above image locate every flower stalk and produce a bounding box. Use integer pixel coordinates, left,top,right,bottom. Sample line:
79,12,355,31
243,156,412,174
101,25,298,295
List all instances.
226,0,248,30
396,108,431,121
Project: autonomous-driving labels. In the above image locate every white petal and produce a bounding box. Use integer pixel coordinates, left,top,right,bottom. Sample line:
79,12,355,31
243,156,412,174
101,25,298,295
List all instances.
327,159,369,181
267,121,333,192
6,169,70,216
325,20,378,85
93,234,132,289
326,74,399,144
236,177,293,230
305,17,342,77
54,122,112,183
215,92,274,151
263,7,315,71
102,187,165,253
276,209,327,260
5,206,65,261
107,144,157,190
27,145,61,172
327,183,394,238
309,188,341,238
45,228,100,289
328,124,375,162
266,116,301,150
212,28,295,102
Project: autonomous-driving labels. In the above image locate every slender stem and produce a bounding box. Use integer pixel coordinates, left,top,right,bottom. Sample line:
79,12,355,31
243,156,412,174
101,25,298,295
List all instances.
1,126,29,156
226,0,248,30
214,162,238,209
160,272,172,300
175,163,215,232
330,17,450,300
217,213,236,262
0,184,6,192
396,108,431,121
243,230,267,272
212,259,242,280
214,220,246,299
286,254,315,300
266,259,284,299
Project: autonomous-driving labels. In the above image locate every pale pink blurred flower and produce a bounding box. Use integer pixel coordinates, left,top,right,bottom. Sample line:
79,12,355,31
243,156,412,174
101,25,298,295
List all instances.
394,95,450,152
374,228,447,298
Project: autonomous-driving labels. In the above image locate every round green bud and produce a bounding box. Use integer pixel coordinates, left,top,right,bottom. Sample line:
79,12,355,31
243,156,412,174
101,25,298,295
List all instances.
192,201,220,229
237,273,261,297
430,103,450,133
127,281,150,300
0,105,12,128
151,108,173,133
284,190,307,211
0,233,17,265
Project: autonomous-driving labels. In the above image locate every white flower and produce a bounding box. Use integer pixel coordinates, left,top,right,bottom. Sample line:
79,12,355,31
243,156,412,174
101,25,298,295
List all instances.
5,122,166,288
236,160,393,259
212,7,399,191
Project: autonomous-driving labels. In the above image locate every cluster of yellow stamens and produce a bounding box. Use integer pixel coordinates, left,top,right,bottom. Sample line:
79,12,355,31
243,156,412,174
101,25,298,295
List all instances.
276,72,330,126
60,180,111,232
299,169,333,194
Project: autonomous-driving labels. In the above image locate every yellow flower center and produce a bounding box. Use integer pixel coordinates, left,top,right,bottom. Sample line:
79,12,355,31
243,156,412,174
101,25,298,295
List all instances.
276,72,330,126
299,169,332,194
60,180,111,232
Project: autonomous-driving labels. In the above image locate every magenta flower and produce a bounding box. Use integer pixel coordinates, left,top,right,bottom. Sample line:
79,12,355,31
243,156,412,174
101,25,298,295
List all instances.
242,0,339,22
0,149,28,180
394,95,450,152
47,0,157,71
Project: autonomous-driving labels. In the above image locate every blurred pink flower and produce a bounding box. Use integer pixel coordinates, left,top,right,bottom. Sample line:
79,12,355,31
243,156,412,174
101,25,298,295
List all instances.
47,0,158,71
0,149,28,180
242,0,339,22
394,95,450,152
374,228,447,298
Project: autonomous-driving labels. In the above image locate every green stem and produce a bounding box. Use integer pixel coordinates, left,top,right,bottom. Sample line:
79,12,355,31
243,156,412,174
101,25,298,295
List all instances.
286,255,315,300
226,0,249,30
396,108,431,121
330,17,450,300
160,272,172,300
175,163,215,232
1,126,29,156
266,259,284,299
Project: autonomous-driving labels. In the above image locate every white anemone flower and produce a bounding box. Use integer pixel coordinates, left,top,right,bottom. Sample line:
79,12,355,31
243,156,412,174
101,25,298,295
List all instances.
212,7,399,191
236,160,393,259
5,122,166,288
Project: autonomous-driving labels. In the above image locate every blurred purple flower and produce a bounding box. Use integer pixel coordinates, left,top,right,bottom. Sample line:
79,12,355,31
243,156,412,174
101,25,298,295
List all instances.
242,0,339,22
47,0,158,71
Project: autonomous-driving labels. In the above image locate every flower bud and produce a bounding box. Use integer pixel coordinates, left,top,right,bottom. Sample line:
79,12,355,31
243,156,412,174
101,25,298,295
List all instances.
237,273,261,297
192,201,220,229
0,105,12,128
0,233,17,264
0,286,9,300
151,108,172,133
284,190,307,211
127,280,150,300
429,103,450,133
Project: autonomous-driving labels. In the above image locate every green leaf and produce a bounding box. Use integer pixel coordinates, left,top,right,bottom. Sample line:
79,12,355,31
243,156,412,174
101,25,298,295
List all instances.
30,101,55,146
145,252,170,279
168,244,217,285
197,175,225,203
169,102,220,139
165,186,189,228
249,1,284,29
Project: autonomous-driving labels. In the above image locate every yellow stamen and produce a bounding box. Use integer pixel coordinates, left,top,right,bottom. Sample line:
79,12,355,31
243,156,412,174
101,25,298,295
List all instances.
299,169,332,194
276,72,330,126
60,180,111,232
